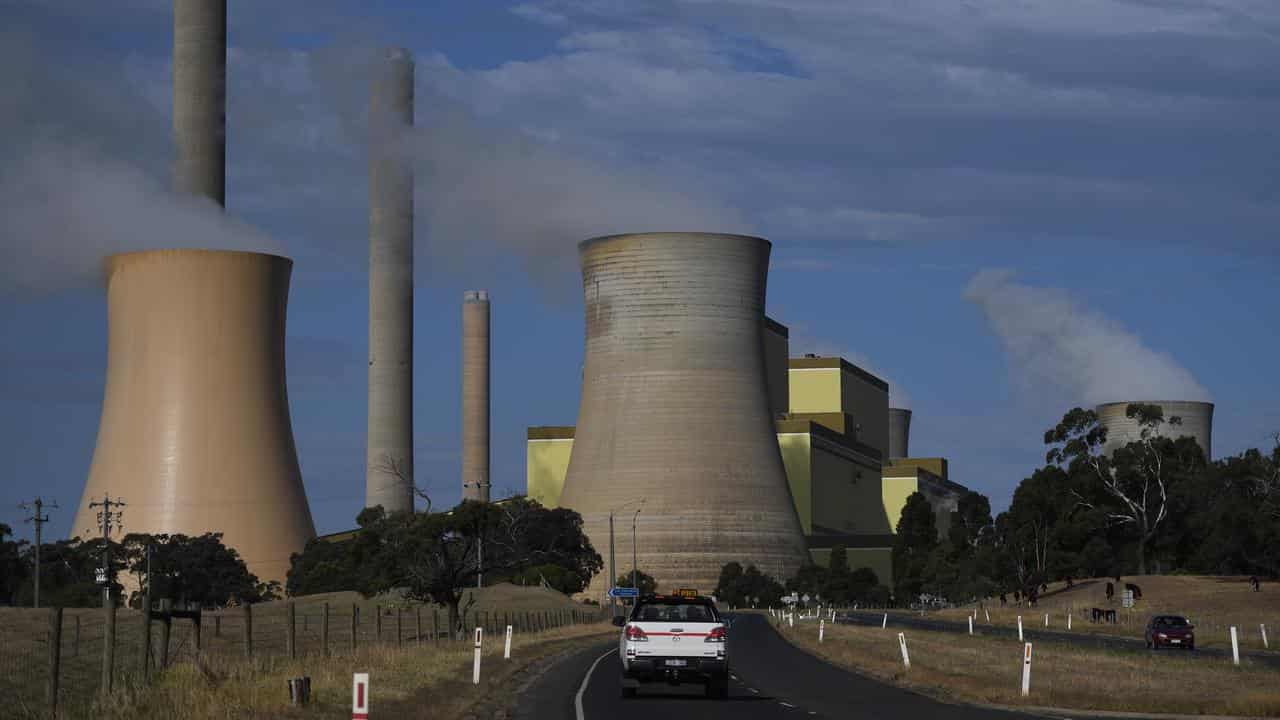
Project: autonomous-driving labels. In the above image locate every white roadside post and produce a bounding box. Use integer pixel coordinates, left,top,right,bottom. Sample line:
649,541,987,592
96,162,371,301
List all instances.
984,608,990,623
1044,613,1049,628
968,615,973,635
819,619,825,643
789,613,794,628
1230,626,1240,666
351,673,369,720
1020,643,1033,697
1017,615,1024,642
504,624,513,660
898,632,910,669
882,613,888,629
473,627,483,684
1262,624,1269,650
1067,612,1072,630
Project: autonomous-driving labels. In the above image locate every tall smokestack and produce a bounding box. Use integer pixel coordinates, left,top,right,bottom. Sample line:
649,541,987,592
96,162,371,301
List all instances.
172,0,226,205
461,291,491,502
365,48,415,514
888,408,911,459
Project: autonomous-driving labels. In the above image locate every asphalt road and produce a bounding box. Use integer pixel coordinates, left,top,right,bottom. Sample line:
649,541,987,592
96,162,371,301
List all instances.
515,613,1051,720
839,611,1280,669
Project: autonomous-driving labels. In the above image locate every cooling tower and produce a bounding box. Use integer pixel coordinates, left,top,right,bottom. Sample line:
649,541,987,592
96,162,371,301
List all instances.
461,291,491,503
558,233,809,596
73,250,315,585
1095,401,1214,460
365,48,415,514
172,0,226,204
888,408,912,459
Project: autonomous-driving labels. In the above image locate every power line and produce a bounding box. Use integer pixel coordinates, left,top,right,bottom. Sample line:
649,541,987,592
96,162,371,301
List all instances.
18,496,57,609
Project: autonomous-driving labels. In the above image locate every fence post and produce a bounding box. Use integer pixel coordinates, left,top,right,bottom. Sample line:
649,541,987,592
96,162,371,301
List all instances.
397,607,403,647
432,609,439,644
74,615,81,658
158,598,172,669
141,592,152,679
214,613,220,639
287,601,296,660
48,607,63,714
192,606,201,654
243,603,253,658
416,607,422,645
351,604,358,654
376,604,383,644
103,599,116,694
322,603,330,658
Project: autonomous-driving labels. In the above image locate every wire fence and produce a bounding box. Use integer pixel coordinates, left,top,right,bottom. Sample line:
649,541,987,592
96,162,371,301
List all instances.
0,599,607,717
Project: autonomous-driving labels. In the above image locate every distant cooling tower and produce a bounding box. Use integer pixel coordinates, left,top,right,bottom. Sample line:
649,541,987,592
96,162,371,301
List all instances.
1095,401,1214,460
365,48,415,514
461,291,491,502
558,233,809,596
73,250,316,585
888,408,911,459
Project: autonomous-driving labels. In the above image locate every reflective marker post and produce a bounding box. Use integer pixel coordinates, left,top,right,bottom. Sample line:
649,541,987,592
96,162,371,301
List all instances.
473,628,483,684
504,624,513,660
819,619,824,643
1262,624,1269,650
1044,613,1049,628
1017,615,1024,642
351,673,369,720
1021,643,1033,697
882,613,887,629
968,615,973,635
1230,626,1240,666
1068,612,1072,630
898,632,910,669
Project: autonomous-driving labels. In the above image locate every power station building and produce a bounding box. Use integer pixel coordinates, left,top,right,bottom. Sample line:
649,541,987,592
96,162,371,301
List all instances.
529,306,969,591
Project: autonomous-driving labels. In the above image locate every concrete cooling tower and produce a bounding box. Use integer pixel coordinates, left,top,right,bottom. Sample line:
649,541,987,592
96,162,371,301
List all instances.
461,291,491,503
1095,401,1214,460
73,250,315,585
888,408,911,459
557,232,809,596
365,48,415,513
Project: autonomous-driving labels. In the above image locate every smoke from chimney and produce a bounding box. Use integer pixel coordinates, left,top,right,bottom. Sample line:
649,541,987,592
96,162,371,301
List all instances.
964,269,1210,406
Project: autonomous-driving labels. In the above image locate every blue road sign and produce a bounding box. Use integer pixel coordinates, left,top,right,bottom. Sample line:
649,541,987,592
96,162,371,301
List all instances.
608,586,640,598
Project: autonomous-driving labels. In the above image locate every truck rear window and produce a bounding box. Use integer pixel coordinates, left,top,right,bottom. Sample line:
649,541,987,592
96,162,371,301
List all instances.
632,601,718,622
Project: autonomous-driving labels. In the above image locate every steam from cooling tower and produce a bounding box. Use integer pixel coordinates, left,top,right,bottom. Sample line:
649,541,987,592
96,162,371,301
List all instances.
461,291,491,503
365,47,415,514
964,269,1210,406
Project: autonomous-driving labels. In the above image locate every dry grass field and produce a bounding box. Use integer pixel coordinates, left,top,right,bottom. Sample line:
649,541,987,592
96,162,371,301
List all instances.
0,583,605,718
780,618,1280,717
936,575,1280,650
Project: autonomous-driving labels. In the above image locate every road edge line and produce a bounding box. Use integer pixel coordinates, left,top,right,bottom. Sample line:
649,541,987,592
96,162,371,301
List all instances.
574,648,616,720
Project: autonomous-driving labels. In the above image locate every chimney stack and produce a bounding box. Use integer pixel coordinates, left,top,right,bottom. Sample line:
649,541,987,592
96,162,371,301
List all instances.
888,408,911,459
365,48,415,514
172,0,226,204
461,291,491,502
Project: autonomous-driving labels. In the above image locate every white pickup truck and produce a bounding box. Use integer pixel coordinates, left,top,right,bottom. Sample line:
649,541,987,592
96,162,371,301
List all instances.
613,592,729,699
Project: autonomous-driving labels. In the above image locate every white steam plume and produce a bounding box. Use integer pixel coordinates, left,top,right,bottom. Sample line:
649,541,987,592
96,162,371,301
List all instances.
964,269,1209,405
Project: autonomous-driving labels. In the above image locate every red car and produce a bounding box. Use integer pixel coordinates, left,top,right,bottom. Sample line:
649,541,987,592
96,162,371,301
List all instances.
1145,615,1195,650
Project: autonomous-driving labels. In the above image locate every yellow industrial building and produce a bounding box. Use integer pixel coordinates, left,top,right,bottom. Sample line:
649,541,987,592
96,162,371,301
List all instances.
527,318,969,588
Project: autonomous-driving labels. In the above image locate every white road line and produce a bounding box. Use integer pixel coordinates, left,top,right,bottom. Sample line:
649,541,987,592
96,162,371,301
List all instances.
574,648,616,720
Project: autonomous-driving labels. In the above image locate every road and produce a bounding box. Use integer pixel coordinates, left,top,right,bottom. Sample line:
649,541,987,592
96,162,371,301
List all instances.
839,610,1280,669
514,613,1054,720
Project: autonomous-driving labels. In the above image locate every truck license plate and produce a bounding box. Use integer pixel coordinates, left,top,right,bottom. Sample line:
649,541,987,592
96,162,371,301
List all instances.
666,659,687,667
1170,639,1181,644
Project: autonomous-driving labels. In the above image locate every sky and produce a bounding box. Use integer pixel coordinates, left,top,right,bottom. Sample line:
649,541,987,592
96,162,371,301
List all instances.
2,0,1278,544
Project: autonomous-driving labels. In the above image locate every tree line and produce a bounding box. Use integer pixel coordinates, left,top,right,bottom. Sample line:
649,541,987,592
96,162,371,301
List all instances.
891,403,1280,606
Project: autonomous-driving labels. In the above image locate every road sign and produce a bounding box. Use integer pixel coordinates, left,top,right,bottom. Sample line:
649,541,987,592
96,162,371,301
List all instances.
608,586,639,598
95,568,107,585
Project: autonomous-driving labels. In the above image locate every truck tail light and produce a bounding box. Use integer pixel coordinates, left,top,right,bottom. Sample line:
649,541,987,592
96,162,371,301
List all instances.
626,625,649,642
705,626,727,643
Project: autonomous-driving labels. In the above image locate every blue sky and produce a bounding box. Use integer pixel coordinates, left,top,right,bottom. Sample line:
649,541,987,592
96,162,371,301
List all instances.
2,0,1277,544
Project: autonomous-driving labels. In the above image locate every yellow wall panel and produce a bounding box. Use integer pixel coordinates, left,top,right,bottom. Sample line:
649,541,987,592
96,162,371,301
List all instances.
788,368,843,414
777,433,813,534
527,439,574,508
881,474,921,534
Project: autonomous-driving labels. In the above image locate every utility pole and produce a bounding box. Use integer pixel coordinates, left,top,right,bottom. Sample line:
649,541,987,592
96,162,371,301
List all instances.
631,506,642,597
19,497,57,609
608,512,616,617
88,494,126,608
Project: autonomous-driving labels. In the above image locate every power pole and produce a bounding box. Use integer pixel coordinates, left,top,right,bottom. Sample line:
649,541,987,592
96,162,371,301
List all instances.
19,497,57,609
608,511,616,617
88,495,126,608
631,507,641,598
